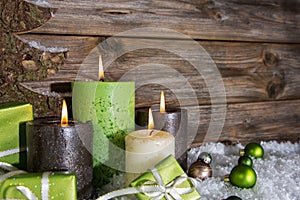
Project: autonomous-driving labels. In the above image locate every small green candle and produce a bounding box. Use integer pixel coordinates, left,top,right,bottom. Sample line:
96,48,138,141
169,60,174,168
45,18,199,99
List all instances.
72,55,135,187
0,103,33,169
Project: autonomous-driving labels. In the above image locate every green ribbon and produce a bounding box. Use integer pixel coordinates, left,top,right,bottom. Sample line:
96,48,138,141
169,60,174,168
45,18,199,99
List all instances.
0,161,51,200
96,168,197,200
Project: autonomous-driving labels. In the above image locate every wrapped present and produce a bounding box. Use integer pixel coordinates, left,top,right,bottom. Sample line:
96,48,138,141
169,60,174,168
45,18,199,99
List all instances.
0,170,77,200
0,103,33,169
130,155,200,200
96,155,200,200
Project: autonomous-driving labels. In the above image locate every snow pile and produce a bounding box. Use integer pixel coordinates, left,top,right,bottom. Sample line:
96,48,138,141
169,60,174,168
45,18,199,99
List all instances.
27,41,68,53
188,141,300,200
97,141,300,200
24,0,54,8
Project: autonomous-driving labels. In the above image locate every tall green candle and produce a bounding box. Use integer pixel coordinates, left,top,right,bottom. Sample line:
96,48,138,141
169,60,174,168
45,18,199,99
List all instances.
72,56,135,187
0,103,33,169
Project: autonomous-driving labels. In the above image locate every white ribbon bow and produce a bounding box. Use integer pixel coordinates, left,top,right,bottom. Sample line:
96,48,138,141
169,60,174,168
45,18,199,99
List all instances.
97,168,196,200
141,168,194,200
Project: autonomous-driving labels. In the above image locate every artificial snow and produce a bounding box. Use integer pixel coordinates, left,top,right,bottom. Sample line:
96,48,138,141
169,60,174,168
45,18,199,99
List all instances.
24,0,54,8
188,141,300,200
96,141,300,200
27,41,68,53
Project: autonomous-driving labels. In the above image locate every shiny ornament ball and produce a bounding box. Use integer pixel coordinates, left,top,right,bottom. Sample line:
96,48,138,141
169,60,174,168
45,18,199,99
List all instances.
198,152,212,164
225,196,242,200
227,165,257,188
240,142,264,158
238,155,253,167
188,160,212,180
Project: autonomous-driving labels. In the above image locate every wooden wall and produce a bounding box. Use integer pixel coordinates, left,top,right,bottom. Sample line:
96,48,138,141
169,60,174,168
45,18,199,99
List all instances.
1,0,300,146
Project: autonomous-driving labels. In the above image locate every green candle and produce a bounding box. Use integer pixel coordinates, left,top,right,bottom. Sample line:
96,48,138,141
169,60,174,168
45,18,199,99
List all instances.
0,103,33,169
72,56,135,187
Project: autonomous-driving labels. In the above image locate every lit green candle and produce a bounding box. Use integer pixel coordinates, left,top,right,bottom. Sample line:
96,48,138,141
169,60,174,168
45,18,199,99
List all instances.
0,103,33,169
72,55,135,187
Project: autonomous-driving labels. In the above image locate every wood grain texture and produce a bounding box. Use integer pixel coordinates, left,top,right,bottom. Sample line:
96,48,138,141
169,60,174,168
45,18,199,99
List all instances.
188,99,300,147
0,0,299,144
18,34,300,107
25,0,300,43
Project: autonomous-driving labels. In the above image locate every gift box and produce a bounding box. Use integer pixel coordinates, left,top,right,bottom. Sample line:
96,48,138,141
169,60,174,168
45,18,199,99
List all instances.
0,103,33,169
130,155,200,200
0,172,77,199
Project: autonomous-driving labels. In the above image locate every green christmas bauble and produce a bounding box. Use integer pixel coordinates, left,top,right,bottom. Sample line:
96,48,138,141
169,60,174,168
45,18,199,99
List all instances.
238,155,253,167
228,165,257,188
225,196,242,200
240,142,264,158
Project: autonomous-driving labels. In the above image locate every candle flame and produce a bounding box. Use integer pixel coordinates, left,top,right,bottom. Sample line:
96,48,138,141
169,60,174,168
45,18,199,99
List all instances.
98,55,104,81
160,91,166,113
61,99,68,126
148,108,154,130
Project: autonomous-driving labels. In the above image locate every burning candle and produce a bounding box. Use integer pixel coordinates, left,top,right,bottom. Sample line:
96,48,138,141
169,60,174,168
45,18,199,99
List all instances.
26,100,93,200
136,91,188,170
153,91,188,170
125,108,175,184
72,55,135,187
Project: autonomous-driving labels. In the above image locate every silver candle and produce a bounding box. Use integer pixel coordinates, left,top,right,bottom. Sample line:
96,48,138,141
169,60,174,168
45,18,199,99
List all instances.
26,117,93,200
152,107,188,171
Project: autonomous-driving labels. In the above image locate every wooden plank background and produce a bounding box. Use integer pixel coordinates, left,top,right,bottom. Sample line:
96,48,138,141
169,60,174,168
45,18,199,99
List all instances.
1,0,300,146
25,0,300,43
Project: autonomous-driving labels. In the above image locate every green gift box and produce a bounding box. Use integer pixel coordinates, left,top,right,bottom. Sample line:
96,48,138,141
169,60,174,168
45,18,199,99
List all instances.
0,103,33,169
0,172,77,199
130,155,201,200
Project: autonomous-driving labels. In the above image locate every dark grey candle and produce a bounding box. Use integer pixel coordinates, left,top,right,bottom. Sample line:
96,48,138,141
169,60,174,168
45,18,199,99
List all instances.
135,107,188,171
152,107,188,171
26,117,93,200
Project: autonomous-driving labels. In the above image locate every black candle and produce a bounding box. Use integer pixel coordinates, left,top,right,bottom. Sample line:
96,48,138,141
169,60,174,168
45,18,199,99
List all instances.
26,117,93,200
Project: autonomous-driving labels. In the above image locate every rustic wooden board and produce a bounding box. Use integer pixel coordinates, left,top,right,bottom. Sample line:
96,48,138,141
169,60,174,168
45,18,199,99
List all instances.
24,0,300,43
19,34,300,107
188,99,300,147
0,0,299,144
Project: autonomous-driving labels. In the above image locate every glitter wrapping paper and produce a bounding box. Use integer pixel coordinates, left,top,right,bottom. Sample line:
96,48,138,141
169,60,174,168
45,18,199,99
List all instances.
0,103,33,169
72,82,135,187
130,155,201,200
0,172,77,199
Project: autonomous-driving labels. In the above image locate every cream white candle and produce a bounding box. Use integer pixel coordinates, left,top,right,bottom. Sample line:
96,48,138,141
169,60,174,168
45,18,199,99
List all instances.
125,129,175,184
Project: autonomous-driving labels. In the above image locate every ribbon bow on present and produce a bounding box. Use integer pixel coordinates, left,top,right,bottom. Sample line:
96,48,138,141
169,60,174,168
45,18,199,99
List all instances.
0,148,27,183
0,161,51,200
97,168,198,200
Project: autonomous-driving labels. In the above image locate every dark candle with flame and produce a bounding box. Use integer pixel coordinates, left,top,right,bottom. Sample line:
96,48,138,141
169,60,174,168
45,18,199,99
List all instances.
135,91,188,170
153,92,188,171
26,100,93,200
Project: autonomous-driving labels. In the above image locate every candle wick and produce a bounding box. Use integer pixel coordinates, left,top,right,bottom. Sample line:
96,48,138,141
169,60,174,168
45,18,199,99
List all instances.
149,129,154,136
